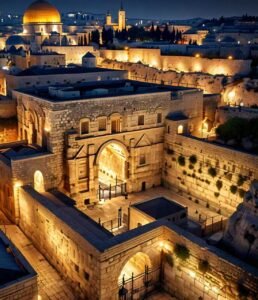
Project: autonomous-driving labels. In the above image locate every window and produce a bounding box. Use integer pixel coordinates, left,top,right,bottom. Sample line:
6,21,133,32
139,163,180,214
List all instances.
139,154,146,165
81,121,89,134
138,115,144,126
98,119,106,131
157,113,162,124
167,126,170,134
177,125,184,134
111,119,120,133
84,271,90,281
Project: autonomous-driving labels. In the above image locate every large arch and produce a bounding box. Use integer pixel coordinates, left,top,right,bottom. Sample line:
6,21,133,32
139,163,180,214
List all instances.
95,140,129,187
118,252,152,283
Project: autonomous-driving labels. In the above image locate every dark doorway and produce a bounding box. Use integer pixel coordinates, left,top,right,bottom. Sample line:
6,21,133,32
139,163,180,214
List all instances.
141,182,146,191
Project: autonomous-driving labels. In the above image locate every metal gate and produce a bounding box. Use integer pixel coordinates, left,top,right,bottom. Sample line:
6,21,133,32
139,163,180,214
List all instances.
118,266,161,300
98,182,127,200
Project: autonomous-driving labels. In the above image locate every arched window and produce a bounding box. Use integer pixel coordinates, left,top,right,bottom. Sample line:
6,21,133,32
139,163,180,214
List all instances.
34,171,45,193
80,119,90,135
177,125,184,135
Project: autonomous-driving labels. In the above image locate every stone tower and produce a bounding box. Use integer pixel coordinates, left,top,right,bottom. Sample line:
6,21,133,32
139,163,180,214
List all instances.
118,1,126,31
106,11,112,26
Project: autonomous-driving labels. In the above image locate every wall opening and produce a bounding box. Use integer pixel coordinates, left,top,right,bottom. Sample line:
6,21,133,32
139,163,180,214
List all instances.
177,125,184,134
98,142,128,186
34,170,45,193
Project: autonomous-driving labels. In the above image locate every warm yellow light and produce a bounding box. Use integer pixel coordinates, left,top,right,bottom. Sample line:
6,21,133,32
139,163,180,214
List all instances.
44,126,51,133
195,53,200,58
189,270,196,278
14,181,23,189
228,56,233,60
212,286,220,294
228,90,235,101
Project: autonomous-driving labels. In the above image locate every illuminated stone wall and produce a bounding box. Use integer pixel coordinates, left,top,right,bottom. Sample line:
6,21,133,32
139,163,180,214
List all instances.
162,225,258,300
99,48,252,76
0,118,18,144
42,45,94,64
163,133,258,213
100,60,225,94
18,186,101,300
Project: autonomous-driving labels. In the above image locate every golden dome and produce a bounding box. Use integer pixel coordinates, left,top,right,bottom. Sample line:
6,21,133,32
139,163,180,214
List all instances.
23,0,61,24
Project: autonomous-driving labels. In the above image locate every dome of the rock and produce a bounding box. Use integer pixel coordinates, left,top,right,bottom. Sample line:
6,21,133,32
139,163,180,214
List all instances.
23,0,61,24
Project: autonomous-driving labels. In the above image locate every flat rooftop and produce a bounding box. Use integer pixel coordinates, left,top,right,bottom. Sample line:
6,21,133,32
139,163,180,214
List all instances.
133,197,186,219
0,231,36,287
14,66,123,77
0,143,44,161
16,80,194,102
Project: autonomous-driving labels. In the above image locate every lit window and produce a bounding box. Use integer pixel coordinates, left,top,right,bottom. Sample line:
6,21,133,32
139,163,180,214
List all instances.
139,154,146,165
177,125,183,134
98,119,106,131
138,115,144,126
81,121,89,134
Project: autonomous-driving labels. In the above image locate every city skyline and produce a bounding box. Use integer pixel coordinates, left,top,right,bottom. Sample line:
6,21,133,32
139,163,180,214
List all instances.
0,0,258,19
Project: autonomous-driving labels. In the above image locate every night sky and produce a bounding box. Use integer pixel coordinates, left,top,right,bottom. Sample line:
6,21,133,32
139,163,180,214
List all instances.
0,0,257,19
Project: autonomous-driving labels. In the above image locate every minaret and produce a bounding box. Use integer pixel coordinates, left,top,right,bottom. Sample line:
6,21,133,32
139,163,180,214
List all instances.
106,10,112,26
118,1,126,31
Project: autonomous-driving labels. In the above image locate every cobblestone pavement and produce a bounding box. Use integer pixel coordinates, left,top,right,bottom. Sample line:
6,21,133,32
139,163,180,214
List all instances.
1,225,75,300
83,186,226,228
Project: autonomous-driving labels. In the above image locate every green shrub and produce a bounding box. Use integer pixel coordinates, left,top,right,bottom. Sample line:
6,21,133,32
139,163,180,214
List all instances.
214,192,220,198
205,179,210,185
216,180,223,190
198,168,202,174
198,260,210,273
208,167,217,178
189,155,197,165
174,244,190,261
178,155,185,166
230,185,238,194
183,170,187,175
189,164,194,170
206,202,210,208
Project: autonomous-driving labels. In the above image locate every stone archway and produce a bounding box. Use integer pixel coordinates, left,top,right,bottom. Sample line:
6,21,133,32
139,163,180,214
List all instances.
95,140,129,184
95,140,129,199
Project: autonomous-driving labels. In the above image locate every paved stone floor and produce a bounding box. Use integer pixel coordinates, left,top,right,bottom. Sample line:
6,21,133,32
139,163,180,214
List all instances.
148,291,177,299
0,224,75,300
83,186,225,230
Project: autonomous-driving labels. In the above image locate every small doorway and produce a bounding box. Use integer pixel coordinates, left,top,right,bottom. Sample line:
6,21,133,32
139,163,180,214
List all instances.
141,182,146,191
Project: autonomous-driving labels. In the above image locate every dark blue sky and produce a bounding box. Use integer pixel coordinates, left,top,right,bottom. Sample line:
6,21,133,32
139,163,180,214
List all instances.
0,0,257,19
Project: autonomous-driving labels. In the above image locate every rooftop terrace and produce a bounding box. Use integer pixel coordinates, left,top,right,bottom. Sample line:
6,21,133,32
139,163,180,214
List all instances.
16,80,194,102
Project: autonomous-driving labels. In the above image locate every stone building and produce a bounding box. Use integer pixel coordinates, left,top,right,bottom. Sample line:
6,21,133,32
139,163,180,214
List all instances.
12,80,202,209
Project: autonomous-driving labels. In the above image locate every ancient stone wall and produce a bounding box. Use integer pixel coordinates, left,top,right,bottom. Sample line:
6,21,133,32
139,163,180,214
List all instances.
42,45,94,64
0,118,18,144
99,48,252,76
100,60,225,94
0,99,16,119
162,225,258,300
18,187,101,299
163,133,258,214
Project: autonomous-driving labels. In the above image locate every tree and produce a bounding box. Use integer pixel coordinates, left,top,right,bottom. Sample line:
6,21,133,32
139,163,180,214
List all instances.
91,30,100,45
162,24,170,41
155,26,161,41
150,22,155,40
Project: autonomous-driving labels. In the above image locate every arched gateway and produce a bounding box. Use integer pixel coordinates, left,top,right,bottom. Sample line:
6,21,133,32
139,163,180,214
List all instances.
95,140,129,200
